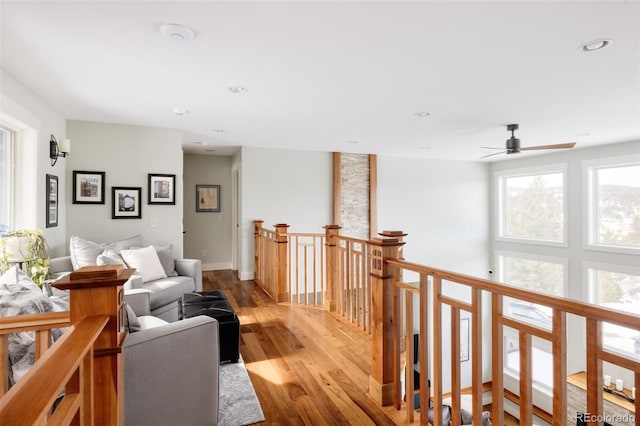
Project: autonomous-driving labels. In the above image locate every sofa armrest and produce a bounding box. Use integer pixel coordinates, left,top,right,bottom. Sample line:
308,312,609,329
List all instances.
48,256,73,276
175,258,202,292
124,289,152,316
124,316,219,425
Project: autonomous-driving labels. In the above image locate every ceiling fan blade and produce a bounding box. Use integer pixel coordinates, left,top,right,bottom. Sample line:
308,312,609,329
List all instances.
480,146,505,150
480,150,507,159
520,142,576,151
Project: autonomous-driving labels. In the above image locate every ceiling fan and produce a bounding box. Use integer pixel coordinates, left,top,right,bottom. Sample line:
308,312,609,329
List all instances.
481,124,576,159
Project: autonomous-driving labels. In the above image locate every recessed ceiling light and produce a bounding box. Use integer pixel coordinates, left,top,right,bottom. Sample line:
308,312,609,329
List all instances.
580,39,612,52
346,140,358,144
414,112,430,118
192,141,205,145
159,23,195,41
205,149,216,152
228,86,248,94
577,132,591,137
211,129,225,133
420,146,431,150
172,107,189,115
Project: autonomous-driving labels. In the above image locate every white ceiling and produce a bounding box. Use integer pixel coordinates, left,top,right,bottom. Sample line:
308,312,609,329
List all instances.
1,1,639,161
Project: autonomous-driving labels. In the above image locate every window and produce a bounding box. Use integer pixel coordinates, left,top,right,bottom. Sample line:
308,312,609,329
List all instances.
497,251,567,391
0,126,13,234
496,164,567,245
586,157,640,253
587,263,640,358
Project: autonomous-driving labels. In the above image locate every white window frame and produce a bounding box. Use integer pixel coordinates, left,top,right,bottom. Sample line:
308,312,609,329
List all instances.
584,260,640,358
495,163,568,247
583,155,640,255
0,126,14,232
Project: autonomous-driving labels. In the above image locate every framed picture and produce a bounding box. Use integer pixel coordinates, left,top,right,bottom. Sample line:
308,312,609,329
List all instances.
148,173,176,205
45,174,58,228
196,184,220,212
73,170,105,204
112,187,142,219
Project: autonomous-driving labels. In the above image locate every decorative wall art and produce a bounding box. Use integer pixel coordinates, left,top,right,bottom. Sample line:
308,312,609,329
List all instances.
46,174,58,228
148,173,176,205
73,170,105,204
112,187,142,219
196,184,220,212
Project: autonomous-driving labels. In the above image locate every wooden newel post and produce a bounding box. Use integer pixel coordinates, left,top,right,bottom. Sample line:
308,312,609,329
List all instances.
274,223,290,303
54,267,135,425
324,225,341,312
254,220,264,286
368,235,405,407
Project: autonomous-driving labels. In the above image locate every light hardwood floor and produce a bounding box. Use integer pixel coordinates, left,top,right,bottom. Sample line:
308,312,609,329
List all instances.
203,270,518,425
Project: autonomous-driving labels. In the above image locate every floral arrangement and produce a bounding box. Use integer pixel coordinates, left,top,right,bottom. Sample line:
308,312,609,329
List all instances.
0,229,50,286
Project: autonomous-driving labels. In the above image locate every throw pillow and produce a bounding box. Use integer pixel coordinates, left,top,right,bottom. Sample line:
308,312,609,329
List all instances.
154,245,176,277
96,248,128,267
120,246,167,283
69,235,104,270
106,234,143,252
123,302,141,333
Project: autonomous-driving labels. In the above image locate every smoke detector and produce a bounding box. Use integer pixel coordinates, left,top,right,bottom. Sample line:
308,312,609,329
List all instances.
160,23,195,41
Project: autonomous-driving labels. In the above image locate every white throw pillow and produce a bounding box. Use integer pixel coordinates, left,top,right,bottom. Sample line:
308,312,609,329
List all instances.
96,248,128,267
69,235,104,270
120,246,167,283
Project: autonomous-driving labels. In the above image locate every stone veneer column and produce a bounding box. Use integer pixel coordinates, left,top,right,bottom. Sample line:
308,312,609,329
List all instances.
340,153,370,240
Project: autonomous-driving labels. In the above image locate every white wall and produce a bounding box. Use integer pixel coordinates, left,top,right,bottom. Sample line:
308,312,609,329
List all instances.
490,140,640,412
183,154,232,270
0,69,67,256
66,120,184,256
378,156,492,393
238,146,333,279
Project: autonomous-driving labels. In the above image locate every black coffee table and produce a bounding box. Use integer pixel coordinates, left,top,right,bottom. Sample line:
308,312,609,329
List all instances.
183,290,240,363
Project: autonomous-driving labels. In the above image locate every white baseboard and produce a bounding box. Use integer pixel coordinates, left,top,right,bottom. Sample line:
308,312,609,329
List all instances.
202,262,232,271
239,270,254,281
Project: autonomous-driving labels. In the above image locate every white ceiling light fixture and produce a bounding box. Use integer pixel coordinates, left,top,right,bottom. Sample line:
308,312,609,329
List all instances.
414,112,430,118
159,23,195,41
228,86,248,94
211,128,225,133
172,107,189,115
580,39,612,52
346,140,358,144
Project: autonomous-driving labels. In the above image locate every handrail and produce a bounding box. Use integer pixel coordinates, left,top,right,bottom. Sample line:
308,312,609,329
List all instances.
0,314,109,425
387,257,640,425
0,311,72,396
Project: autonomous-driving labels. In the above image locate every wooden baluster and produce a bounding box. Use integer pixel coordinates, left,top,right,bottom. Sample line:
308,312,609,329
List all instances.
552,309,567,426
471,288,483,426
368,235,405,406
491,294,504,426
324,225,341,312
0,335,7,396
519,331,533,425
419,274,430,426
433,276,443,426
406,290,415,422
451,308,461,426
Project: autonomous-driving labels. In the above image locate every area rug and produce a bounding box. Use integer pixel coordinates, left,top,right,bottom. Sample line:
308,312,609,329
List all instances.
219,356,265,425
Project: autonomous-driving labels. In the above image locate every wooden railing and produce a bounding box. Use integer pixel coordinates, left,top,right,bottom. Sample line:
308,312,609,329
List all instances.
0,267,132,425
254,220,640,425
0,314,107,425
287,232,326,307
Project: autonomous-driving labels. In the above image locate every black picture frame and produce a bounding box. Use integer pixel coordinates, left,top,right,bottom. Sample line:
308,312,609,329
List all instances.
73,170,106,204
46,174,58,228
196,184,220,212
112,187,142,219
148,173,176,205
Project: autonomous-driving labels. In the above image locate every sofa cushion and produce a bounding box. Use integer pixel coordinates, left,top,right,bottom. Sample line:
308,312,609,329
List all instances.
154,245,177,277
121,246,167,283
69,235,104,270
97,248,128,267
142,275,195,309
69,234,143,270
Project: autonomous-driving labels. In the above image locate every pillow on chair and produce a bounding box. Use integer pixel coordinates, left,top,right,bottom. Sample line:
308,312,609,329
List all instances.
121,246,167,283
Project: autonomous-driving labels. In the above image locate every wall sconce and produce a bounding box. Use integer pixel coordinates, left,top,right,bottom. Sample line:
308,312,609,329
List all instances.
50,134,70,166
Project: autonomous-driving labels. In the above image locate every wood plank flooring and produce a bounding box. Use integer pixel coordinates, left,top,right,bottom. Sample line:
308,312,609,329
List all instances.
203,270,518,425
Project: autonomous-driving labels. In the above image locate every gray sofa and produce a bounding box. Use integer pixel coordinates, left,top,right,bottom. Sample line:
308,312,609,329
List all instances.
48,235,202,322
124,290,219,425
